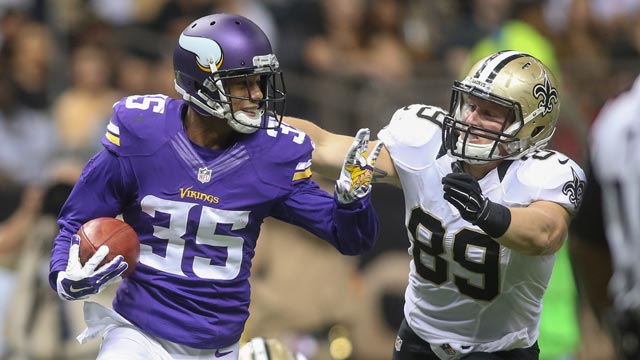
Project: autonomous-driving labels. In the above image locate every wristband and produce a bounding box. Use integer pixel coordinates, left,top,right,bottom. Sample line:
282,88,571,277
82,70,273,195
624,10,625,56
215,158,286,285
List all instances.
475,200,511,238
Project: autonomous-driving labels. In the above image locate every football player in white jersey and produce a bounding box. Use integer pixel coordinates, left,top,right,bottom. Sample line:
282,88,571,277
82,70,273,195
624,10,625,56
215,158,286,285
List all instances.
571,74,640,359
286,50,586,359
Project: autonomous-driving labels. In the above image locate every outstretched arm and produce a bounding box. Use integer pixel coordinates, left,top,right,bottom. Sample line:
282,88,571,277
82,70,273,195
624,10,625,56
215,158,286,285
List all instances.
284,116,399,184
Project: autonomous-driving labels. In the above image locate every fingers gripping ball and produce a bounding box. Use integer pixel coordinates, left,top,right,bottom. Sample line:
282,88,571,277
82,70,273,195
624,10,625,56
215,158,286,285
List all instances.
77,217,140,277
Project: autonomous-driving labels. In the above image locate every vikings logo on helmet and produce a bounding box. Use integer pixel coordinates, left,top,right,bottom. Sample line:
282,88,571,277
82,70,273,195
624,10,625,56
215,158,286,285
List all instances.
173,13,286,132
178,33,224,72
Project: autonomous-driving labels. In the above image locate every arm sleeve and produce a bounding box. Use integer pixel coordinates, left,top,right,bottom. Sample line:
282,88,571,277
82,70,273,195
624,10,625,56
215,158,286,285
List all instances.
271,179,378,256
570,160,607,248
48,149,134,290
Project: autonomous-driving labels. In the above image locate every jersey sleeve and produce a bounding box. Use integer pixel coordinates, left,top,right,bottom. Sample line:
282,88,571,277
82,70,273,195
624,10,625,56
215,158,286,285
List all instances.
570,159,607,246
48,149,136,290
102,95,183,157
377,104,447,170
512,151,586,215
270,177,378,256
253,122,378,255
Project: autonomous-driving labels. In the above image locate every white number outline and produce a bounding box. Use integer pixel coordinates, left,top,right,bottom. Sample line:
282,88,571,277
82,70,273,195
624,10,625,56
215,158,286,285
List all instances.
124,95,168,114
267,120,305,144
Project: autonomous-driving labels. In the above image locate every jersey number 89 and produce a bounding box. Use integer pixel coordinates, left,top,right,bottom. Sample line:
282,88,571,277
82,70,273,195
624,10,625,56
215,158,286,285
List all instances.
408,207,500,301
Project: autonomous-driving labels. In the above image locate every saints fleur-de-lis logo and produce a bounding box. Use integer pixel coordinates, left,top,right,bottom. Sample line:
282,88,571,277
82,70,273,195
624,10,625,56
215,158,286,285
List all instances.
562,167,585,208
533,74,558,116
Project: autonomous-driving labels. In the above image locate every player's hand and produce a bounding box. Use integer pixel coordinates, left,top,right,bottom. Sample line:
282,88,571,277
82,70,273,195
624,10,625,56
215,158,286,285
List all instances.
335,128,383,204
442,169,486,222
442,162,511,238
56,234,128,301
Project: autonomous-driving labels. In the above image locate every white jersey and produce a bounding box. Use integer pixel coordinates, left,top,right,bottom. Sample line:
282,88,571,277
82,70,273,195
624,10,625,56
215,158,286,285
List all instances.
590,75,640,312
377,104,586,352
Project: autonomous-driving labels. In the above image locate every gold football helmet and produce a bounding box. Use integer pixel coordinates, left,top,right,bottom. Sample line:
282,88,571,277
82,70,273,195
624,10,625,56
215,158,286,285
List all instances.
239,337,308,360
443,50,560,163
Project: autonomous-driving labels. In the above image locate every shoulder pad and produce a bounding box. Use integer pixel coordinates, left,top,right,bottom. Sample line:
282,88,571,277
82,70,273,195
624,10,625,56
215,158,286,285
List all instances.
378,104,447,147
377,104,447,169
245,121,315,190
102,95,184,156
514,150,586,213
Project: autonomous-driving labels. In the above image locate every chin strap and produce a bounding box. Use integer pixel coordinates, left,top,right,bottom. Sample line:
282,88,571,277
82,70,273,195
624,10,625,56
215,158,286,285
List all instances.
454,136,497,164
226,111,261,134
175,81,226,117
175,81,265,134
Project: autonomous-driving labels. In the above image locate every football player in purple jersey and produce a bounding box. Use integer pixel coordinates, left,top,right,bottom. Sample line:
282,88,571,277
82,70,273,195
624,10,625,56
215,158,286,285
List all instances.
48,13,379,360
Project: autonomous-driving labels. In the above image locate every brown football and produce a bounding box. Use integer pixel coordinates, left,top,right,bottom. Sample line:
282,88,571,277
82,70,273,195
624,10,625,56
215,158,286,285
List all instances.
77,217,140,277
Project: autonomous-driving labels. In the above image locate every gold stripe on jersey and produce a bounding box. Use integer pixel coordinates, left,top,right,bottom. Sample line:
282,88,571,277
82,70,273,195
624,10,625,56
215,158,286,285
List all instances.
292,168,312,181
106,131,120,146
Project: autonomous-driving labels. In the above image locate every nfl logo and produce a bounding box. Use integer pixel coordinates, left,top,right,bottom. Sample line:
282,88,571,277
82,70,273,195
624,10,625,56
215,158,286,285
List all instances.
198,167,212,183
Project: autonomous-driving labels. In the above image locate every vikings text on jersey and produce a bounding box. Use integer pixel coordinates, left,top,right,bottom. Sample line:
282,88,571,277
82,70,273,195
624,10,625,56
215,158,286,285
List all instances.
49,95,378,348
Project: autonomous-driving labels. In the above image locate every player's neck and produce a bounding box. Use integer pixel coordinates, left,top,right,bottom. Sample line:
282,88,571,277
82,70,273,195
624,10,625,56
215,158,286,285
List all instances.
183,107,239,149
465,161,501,179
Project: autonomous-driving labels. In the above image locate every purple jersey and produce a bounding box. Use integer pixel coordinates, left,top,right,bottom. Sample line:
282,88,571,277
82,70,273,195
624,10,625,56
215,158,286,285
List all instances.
49,95,378,348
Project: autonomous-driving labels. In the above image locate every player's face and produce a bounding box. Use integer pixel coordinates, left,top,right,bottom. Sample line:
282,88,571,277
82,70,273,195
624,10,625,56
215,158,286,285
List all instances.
460,95,511,144
226,75,264,115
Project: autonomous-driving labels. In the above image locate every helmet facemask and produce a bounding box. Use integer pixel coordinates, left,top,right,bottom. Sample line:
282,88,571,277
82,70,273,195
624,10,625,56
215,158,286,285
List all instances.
443,51,560,164
172,14,287,134
443,82,523,164
176,54,286,134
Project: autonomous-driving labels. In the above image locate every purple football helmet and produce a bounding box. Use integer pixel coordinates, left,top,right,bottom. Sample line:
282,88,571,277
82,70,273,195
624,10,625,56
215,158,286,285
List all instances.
173,13,286,134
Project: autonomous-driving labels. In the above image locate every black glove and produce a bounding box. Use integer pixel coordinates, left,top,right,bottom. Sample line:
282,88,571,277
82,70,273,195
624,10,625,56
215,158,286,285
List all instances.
442,163,511,238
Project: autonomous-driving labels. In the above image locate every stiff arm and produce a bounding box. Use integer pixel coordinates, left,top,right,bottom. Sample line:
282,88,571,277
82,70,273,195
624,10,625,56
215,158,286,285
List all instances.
284,116,399,185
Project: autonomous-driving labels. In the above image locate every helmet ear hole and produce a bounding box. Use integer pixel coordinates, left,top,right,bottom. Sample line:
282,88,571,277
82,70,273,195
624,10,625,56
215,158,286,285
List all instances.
531,126,544,138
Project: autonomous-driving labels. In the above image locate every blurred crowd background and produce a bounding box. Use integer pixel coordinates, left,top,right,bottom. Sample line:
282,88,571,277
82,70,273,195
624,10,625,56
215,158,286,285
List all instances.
0,0,638,360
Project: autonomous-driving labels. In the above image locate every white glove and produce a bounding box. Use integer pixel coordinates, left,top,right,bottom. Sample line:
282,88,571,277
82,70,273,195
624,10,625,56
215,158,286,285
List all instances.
335,128,383,204
56,234,128,300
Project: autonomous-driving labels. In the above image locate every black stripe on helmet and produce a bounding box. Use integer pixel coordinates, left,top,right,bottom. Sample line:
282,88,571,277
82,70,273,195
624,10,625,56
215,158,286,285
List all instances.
486,52,528,83
473,51,530,83
473,51,509,79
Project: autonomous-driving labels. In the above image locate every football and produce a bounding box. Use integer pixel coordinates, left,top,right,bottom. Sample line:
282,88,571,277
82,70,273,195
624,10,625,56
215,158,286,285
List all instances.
77,217,140,277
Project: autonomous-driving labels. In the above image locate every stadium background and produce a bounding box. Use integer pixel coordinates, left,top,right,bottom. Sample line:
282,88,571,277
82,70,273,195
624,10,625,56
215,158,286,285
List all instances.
0,0,638,359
